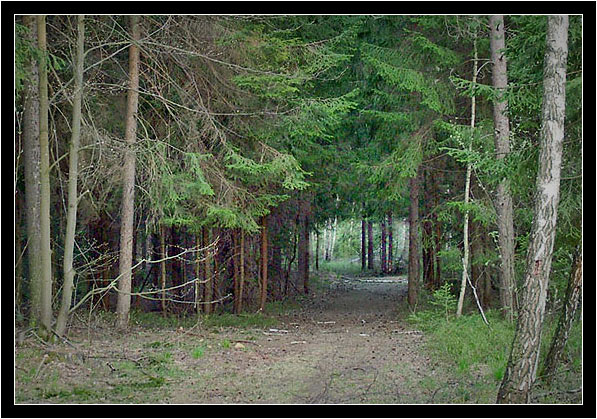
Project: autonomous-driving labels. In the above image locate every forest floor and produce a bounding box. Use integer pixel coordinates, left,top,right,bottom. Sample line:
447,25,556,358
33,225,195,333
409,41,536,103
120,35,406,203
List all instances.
15,272,506,404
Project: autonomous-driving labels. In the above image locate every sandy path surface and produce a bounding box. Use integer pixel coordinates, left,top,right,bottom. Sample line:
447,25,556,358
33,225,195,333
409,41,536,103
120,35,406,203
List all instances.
168,274,444,404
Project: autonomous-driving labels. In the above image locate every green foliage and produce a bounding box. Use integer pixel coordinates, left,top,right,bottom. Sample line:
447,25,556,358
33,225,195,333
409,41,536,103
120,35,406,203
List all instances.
191,345,206,359
410,310,515,379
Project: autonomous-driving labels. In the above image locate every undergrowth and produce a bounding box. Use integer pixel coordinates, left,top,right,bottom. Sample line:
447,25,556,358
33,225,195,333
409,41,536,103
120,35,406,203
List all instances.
407,284,582,401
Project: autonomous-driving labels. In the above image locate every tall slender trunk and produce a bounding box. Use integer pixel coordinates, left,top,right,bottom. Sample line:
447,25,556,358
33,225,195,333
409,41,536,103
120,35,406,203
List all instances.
329,215,338,261
457,34,478,318
259,216,268,311
380,218,387,274
361,219,367,271
422,168,435,290
541,250,582,385
315,231,320,271
116,15,140,329
56,15,85,337
203,227,212,314
490,15,517,322
367,221,374,270
497,15,569,404
161,225,168,313
232,229,240,314
408,168,421,307
387,212,393,274
37,15,53,335
238,229,245,312
22,15,42,328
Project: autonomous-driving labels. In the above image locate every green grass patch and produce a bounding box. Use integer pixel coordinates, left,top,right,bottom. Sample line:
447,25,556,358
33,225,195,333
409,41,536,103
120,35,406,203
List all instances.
191,345,206,359
319,259,363,276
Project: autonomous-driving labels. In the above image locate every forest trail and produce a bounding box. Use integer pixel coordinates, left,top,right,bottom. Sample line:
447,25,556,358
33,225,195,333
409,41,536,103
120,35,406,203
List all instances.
15,273,480,404
167,273,446,404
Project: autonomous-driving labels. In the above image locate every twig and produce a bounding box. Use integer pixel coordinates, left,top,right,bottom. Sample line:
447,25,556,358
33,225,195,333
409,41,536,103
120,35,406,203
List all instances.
34,354,49,380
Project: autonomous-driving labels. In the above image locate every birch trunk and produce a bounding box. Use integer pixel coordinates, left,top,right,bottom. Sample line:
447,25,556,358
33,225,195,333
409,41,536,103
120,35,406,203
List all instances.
541,251,582,385
456,35,478,318
497,15,568,403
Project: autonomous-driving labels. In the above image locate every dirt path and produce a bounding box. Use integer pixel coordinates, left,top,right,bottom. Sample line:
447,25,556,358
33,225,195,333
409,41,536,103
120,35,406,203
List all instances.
167,273,444,404
15,273,459,404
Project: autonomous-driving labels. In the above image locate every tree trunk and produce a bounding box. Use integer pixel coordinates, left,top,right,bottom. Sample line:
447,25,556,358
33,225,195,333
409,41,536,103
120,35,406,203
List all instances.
22,15,42,328
422,168,435,290
361,219,367,271
232,229,240,314
367,221,374,270
541,251,582,385
37,15,53,336
116,15,140,330
315,231,320,271
238,229,245,312
497,15,568,404
387,212,393,274
408,168,421,307
457,34,478,318
490,15,517,322
56,15,85,337
259,216,268,311
381,218,387,274
203,227,212,314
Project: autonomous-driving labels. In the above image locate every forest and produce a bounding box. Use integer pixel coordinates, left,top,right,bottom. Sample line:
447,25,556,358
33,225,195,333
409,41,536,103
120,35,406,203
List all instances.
14,14,583,406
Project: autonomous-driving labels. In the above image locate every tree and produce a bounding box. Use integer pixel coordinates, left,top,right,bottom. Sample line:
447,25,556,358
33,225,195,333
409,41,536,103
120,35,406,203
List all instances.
56,15,85,337
497,15,569,404
21,15,42,329
259,215,269,311
456,26,479,318
407,168,421,307
489,15,517,322
380,217,387,274
116,15,140,330
541,250,582,385
37,15,53,336
367,220,374,270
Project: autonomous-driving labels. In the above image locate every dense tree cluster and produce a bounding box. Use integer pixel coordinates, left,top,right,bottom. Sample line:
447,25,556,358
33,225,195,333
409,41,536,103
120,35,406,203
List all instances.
14,14,582,403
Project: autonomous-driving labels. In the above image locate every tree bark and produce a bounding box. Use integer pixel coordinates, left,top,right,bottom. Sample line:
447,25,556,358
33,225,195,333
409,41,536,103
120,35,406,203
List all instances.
315,231,320,271
490,14,517,322
387,212,393,274
116,15,140,330
232,229,240,314
259,216,269,311
160,225,168,313
238,229,245,312
380,218,387,274
408,168,421,307
541,251,582,385
497,15,568,404
361,219,367,271
203,227,212,314
367,221,374,270
22,15,42,328
56,15,85,337
37,15,53,335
